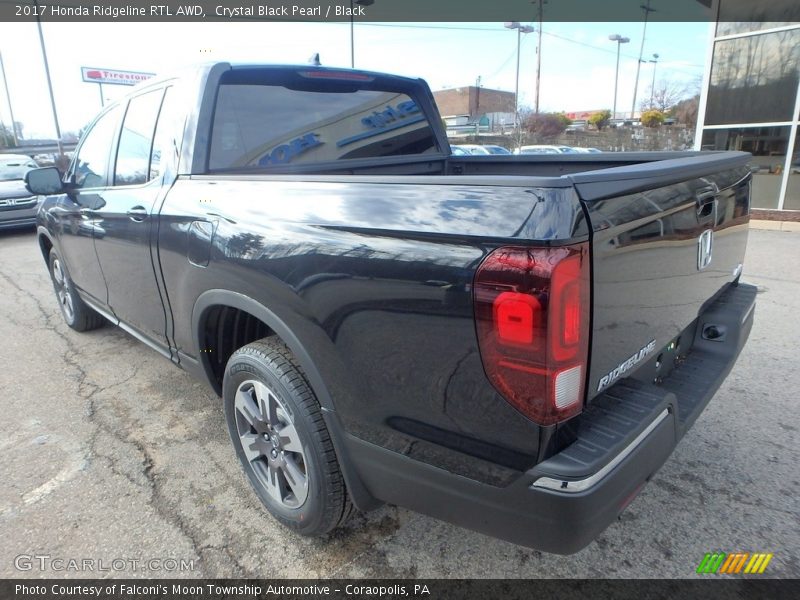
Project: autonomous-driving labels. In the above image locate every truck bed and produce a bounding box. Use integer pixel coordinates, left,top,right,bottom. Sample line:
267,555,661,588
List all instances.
194,149,752,407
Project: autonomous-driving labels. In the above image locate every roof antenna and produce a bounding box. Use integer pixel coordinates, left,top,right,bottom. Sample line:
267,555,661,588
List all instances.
308,53,321,66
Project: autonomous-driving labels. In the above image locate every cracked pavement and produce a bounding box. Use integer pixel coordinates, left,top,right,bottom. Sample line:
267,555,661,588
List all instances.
0,227,798,579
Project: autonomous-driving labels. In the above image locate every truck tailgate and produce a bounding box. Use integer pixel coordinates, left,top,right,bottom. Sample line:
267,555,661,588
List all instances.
571,152,752,400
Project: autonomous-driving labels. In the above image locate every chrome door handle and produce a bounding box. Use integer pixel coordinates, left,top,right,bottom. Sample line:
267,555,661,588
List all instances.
126,206,148,221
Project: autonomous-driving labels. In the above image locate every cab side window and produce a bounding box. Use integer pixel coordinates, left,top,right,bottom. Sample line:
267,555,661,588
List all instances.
149,87,179,181
114,89,164,186
71,105,121,190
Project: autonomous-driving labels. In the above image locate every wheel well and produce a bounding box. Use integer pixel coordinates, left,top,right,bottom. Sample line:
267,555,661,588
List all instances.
38,234,53,265
200,305,274,393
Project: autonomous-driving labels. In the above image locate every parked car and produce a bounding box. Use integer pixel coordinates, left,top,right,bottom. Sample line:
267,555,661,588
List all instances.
34,153,57,167
451,144,491,155
481,145,512,155
573,147,603,153
0,154,41,230
514,144,579,155
27,63,755,554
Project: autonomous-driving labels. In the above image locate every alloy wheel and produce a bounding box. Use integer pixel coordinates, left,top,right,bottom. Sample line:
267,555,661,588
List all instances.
52,258,75,322
234,379,309,508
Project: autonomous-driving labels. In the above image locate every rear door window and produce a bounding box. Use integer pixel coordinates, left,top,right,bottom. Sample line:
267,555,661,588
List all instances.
209,75,439,171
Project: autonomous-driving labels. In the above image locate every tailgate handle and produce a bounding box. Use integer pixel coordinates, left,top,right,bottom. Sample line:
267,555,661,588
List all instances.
695,187,716,219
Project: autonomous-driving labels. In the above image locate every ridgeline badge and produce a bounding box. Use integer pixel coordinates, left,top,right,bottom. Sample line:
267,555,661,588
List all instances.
596,339,656,392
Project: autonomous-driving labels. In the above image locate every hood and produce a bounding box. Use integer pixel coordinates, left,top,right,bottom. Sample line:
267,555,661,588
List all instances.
0,179,34,200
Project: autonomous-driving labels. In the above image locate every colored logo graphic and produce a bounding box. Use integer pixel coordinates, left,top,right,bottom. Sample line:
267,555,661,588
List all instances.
697,552,774,574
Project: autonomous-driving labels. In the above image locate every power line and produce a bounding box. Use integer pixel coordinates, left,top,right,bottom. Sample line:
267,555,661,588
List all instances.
350,22,705,75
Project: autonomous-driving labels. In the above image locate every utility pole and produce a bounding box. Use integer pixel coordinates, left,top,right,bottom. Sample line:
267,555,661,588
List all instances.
609,34,630,121
475,75,481,117
349,0,374,68
0,51,19,146
534,0,546,114
631,0,656,119
34,0,63,156
649,53,659,108
504,22,534,147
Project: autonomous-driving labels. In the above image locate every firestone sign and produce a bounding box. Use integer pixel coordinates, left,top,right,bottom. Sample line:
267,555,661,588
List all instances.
81,67,155,86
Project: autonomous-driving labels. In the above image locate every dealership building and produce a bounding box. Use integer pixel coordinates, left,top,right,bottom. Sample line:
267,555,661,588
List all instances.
696,17,800,213
433,86,515,133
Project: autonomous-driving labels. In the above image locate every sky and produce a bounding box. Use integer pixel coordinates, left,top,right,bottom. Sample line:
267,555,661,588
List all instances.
0,20,710,139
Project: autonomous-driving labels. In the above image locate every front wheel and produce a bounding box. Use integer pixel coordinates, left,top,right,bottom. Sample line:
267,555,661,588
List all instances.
48,249,104,332
223,337,352,536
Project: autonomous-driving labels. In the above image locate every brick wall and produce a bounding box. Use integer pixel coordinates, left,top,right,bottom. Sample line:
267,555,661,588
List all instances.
434,87,515,119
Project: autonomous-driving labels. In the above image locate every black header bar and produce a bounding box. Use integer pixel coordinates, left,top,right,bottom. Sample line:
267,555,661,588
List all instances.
1,0,798,23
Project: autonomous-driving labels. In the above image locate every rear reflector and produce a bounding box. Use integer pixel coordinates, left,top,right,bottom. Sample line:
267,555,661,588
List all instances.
473,243,590,425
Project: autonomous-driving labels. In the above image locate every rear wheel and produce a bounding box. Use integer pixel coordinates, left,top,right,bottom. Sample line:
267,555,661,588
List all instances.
223,337,352,536
48,249,104,332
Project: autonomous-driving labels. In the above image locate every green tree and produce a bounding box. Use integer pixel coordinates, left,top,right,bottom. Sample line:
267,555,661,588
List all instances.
555,112,573,129
641,109,666,128
588,110,612,131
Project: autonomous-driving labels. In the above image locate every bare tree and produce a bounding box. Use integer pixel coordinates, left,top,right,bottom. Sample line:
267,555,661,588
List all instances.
672,95,700,129
641,79,689,112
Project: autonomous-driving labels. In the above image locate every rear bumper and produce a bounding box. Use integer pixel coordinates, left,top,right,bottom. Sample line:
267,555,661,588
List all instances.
347,282,756,554
0,216,37,230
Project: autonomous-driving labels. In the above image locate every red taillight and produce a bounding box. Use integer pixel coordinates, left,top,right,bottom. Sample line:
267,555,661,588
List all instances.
473,243,590,426
298,70,375,81
494,292,541,345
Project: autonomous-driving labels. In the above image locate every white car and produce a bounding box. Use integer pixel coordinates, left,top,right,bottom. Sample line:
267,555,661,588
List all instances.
573,147,603,153
514,145,579,155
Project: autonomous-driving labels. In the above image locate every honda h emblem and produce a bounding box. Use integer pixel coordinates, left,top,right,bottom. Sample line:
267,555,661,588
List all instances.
697,229,713,270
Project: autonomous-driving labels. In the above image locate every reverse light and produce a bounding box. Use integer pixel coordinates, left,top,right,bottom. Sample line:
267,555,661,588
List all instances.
473,243,590,426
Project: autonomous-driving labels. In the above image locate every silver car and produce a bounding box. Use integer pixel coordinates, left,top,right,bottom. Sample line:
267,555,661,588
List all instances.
0,154,41,230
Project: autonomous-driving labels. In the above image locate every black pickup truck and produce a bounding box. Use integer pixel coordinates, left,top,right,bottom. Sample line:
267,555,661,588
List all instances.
26,63,755,554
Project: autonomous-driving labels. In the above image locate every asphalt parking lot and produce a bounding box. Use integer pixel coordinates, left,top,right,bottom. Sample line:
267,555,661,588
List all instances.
0,227,798,579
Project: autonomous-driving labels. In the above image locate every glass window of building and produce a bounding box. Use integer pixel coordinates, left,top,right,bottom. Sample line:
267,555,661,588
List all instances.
716,0,800,36
784,135,800,211
705,29,800,126
699,15,800,212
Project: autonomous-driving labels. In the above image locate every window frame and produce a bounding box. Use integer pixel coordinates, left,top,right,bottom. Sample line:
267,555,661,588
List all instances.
112,87,168,189
68,104,124,191
203,68,447,175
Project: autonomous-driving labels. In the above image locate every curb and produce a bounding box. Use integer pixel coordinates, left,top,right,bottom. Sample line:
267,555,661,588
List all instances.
749,220,800,232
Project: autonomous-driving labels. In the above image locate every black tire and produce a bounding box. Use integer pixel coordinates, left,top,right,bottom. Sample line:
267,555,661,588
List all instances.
48,249,105,332
223,337,352,536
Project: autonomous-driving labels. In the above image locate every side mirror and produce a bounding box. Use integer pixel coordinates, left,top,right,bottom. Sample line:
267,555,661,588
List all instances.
25,167,65,195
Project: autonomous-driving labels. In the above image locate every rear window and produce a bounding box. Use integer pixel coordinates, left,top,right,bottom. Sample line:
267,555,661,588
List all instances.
208,76,439,171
